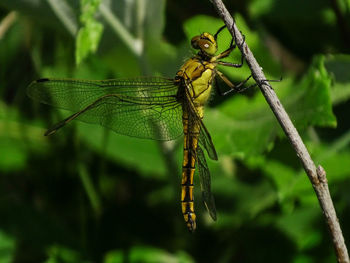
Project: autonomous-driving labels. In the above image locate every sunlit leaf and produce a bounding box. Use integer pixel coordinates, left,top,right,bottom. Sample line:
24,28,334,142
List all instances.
0,139,27,172
324,54,350,104
104,246,194,263
285,55,336,128
75,0,104,64
0,230,15,263
45,245,86,263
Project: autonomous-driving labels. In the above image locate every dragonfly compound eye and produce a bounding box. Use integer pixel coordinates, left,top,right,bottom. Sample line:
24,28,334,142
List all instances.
191,33,217,56
191,36,200,49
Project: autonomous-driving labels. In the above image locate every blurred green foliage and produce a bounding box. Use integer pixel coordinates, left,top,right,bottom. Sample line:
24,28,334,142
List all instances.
0,0,350,262
76,0,103,64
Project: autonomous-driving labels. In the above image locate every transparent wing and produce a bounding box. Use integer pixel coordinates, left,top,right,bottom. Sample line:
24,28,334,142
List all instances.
27,77,183,140
199,123,218,161
197,145,217,221
183,89,218,160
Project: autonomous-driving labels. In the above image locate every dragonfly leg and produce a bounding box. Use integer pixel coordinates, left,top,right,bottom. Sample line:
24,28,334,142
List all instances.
215,35,245,68
216,72,282,96
217,54,244,68
213,25,227,41
215,33,245,59
258,77,283,85
252,77,283,90
215,71,253,96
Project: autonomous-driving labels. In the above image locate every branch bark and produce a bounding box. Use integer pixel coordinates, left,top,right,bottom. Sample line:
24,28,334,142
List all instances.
209,0,350,262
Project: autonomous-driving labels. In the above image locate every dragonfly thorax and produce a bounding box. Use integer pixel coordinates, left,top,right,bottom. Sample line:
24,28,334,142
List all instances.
176,57,216,108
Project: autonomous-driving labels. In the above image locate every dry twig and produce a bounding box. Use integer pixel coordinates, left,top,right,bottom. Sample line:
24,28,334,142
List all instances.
209,0,349,262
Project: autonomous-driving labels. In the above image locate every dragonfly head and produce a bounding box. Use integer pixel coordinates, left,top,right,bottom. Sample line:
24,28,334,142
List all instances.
191,32,218,56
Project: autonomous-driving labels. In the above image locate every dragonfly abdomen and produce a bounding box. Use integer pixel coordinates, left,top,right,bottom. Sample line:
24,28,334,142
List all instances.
181,110,201,232
181,164,196,232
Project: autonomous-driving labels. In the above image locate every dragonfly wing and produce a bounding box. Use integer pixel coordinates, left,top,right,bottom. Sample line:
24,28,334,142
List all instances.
183,89,218,161
196,145,217,221
28,77,183,140
198,122,218,161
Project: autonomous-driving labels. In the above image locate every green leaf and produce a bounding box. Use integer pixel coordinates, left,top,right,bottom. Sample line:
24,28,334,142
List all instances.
0,101,48,172
249,0,275,18
45,245,87,263
75,0,104,64
102,45,141,77
104,246,194,263
317,147,350,182
292,254,314,263
285,55,336,128
0,138,27,172
249,0,333,21
204,158,277,229
276,206,322,250
260,160,302,202
76,122,169,177
245,131,350,210
256,158,317,210
324,54,350,104
0,230,15,263
312,130,350,183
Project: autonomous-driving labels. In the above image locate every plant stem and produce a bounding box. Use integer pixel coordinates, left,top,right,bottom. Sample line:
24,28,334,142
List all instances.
78,163,102,217
209,0,350,262
0,11,17,40
99,2,143,56
46,0,78,36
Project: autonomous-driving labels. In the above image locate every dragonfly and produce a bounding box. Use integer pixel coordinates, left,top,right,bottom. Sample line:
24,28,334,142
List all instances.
28,25,251,232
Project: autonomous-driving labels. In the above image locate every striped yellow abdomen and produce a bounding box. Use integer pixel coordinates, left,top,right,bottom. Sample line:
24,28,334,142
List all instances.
181,109,201,232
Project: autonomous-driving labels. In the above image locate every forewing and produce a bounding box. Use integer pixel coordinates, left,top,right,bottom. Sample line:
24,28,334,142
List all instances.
197,145,217,221
28,77,183,140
